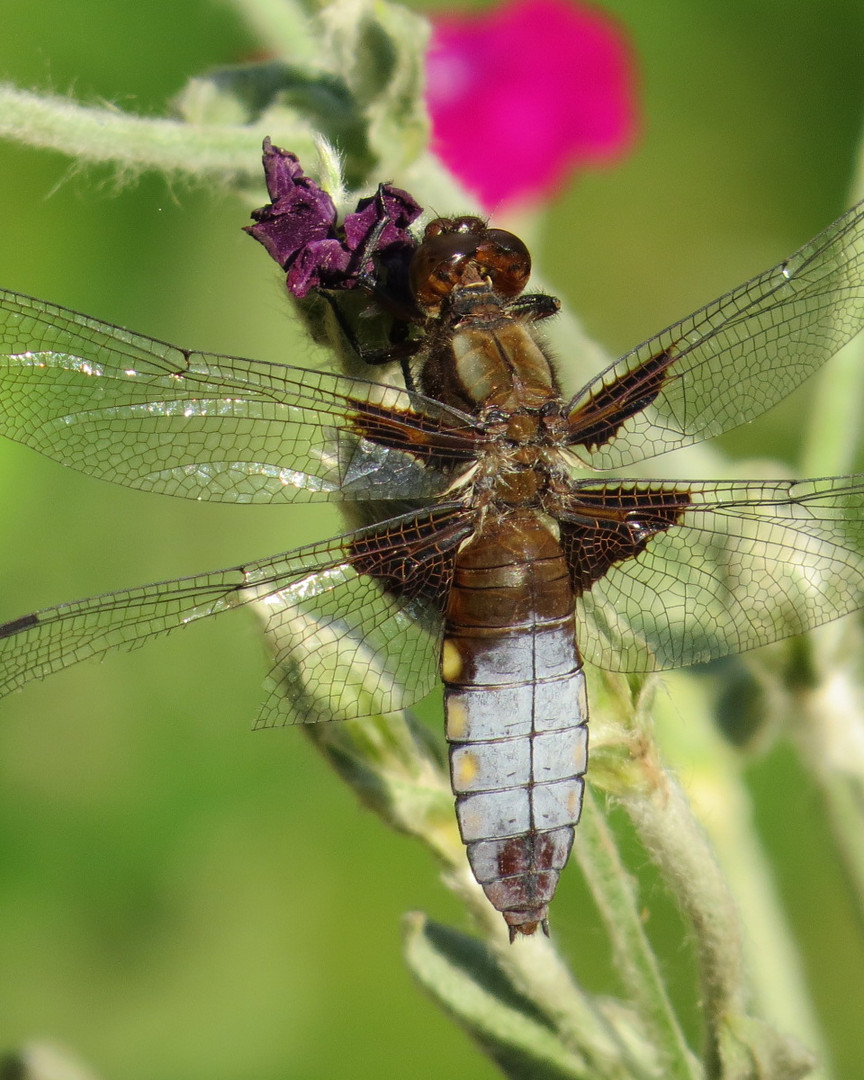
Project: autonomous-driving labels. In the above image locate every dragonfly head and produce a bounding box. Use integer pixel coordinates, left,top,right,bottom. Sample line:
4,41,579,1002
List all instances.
410,216,531,316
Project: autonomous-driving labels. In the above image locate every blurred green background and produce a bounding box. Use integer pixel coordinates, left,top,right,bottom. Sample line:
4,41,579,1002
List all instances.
1,1,864,1077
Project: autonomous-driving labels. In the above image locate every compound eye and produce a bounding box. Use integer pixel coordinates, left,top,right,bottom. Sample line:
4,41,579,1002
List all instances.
474,230,531,298
409,219,532,313
423,216,486,240
410,228,480,312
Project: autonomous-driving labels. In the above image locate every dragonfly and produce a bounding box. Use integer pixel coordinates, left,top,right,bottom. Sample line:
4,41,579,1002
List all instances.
2,142,864,938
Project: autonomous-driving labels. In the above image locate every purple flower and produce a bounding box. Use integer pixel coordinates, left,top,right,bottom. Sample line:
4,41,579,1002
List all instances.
426,0,638,209
245,139,422,297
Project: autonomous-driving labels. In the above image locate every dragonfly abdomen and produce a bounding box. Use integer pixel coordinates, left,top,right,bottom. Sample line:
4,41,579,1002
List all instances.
442,512,588,937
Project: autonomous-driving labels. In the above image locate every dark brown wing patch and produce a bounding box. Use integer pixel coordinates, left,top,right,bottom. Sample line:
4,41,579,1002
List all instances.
347,397,482,462
565,348,676,452
559,486,691,594
349,505,475,606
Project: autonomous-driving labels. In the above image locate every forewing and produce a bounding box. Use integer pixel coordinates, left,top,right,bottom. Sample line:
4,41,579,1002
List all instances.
0,506,473,724
565,201,864,467
562,477,864,671
0,288,481,503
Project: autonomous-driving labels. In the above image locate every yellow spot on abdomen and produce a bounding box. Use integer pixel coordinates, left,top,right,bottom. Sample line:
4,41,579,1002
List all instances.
454,751,479,788
446,698,468,740
441,639,463,682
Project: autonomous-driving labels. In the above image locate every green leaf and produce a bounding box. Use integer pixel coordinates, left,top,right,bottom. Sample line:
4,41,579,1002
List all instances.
403,915,593,1080
717,1015,815,1080
318,0,430,170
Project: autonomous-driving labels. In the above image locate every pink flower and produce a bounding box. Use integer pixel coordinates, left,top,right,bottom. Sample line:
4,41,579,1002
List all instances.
426,0,637,210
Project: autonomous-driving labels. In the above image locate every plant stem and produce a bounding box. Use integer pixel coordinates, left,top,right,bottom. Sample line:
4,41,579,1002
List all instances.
0,85,316,181
573,790,701,1079
621,775,747,1076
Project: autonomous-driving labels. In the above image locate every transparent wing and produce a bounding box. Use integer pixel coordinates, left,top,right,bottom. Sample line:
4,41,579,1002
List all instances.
565,201,864,467
567,476,864,671
0,506,473,724
0,288,481,503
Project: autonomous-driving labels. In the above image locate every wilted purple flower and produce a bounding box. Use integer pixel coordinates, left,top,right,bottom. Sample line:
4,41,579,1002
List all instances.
426,0,638,209
245,138,423,297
